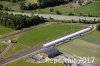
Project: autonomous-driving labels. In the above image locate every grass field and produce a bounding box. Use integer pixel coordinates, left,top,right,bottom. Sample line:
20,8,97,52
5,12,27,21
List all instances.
75,2,100,16
4,43,30,57
26,0,37,4
0,44,7,53
0,26,14,35
28,2,100,17
18,24,84,46
6,59,64,66
79,30,100,45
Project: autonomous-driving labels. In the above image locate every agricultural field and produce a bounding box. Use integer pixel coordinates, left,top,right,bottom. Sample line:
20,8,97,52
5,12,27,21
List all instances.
6,59,64,66
0,26,14,35
57,31,100,66
79,30,100,44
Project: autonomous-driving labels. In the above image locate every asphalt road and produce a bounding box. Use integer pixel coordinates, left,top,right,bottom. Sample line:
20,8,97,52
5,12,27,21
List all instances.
0,45,43,66
7,12,100,21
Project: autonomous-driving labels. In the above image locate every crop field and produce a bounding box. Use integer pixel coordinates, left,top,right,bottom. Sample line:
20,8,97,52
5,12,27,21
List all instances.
18,24,84,46
57,31,100,66
0,26,14,35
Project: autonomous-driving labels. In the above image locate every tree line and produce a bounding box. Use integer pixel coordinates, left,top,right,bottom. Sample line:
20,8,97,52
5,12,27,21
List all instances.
0,12,46,30
20,0,68,10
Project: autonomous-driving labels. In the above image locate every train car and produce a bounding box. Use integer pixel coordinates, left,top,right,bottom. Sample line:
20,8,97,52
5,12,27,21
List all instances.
43,26,93,48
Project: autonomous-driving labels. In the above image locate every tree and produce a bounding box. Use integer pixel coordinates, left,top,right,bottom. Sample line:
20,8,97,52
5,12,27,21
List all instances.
68,12,74,16
0,4,3,10
97,23,100,31
56,11,62,15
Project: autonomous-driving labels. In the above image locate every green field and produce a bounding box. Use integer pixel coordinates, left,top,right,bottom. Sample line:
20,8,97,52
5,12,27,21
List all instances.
79,30,100,45
76,2,100,16
0,26,14,35
26,0,37,4
6,59,64,66
28,2,100,17
18,25,84,46
0,44,7,53
0,1,14,7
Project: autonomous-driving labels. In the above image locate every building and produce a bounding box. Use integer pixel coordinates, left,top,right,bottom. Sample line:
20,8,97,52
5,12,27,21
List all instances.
40,47,62,58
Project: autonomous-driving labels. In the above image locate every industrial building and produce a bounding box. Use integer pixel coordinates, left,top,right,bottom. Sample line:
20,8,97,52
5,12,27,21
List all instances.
43,26,93,48
40,47,62,58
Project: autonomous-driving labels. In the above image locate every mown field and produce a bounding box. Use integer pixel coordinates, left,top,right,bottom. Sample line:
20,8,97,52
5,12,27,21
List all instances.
0,26,14,35
75,2,100,16
57,31,100,66
26,0,37,4
79,30,100,44
6,59,64,66
30,2,100,17
18,24,84,46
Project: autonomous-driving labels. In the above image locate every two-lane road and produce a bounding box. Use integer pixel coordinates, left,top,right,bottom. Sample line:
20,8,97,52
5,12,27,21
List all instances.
7,12,100,21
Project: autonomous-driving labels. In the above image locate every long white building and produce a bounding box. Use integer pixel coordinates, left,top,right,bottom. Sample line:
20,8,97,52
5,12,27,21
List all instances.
43,26,93,48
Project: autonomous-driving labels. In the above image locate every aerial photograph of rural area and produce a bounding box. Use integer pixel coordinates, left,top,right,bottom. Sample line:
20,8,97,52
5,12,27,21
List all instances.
0,0,100,66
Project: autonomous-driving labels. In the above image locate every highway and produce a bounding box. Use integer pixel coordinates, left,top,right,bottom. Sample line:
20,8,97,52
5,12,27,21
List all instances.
7,12,100,21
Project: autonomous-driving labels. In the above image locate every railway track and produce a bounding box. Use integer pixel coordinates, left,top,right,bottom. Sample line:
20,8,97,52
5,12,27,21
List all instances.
0,45,43,66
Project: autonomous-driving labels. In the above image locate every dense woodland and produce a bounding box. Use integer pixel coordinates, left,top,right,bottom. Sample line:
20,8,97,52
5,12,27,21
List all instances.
37,0,68,7
0,12,46,30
